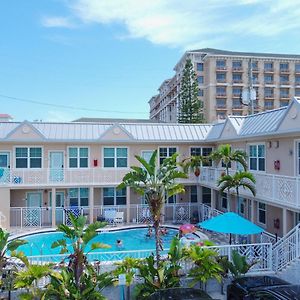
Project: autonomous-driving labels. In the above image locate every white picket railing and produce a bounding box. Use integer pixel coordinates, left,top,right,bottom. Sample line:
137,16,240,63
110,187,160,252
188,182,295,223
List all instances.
272,223,300,271
22,242,273,275
199,167,300,209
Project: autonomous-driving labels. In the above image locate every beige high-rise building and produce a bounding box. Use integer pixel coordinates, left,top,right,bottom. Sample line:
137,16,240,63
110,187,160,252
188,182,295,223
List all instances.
149,48,300,123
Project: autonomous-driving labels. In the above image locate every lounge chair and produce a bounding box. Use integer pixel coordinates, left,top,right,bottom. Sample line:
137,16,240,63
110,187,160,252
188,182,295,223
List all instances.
114,211,124,225
103,209,117,224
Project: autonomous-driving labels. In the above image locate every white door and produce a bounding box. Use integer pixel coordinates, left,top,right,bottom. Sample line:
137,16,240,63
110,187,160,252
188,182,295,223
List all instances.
25,192,42,227
0,152,10,183
50,152,64,182
49,192,64,224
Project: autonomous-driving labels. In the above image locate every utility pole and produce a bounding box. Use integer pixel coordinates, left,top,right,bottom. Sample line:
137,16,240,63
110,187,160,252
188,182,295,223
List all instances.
241,58,256,115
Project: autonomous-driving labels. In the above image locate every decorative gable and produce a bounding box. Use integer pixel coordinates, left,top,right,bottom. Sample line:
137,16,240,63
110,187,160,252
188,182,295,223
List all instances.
277,98,300,132
218,119,239,140
99,124,134,141
5,121,45,141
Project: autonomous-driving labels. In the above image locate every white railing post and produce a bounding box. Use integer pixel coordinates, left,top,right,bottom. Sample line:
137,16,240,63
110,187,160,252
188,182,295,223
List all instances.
21,208,23,229
296,226,300,258
272,174,276,201
40,208,42,228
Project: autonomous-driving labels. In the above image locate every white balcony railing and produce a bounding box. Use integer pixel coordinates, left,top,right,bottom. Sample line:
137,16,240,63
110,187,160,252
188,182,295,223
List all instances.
199,167,300,209
0,168,131,186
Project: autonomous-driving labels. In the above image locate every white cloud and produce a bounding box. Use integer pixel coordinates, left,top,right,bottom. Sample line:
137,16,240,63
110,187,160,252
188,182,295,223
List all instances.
41,16,75,28
48,0,300,48
45,110,75,122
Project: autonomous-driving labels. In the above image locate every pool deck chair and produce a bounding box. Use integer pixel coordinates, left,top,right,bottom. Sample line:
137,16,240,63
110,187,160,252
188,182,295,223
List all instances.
114,211,124,225
103,209,117,225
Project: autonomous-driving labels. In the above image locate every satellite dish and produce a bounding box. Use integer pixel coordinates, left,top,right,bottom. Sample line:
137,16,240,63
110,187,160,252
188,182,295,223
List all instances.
241,89,250,105
250,88,256,101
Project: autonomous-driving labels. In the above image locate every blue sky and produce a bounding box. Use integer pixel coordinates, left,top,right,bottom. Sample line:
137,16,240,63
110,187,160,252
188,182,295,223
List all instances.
1,0,300,122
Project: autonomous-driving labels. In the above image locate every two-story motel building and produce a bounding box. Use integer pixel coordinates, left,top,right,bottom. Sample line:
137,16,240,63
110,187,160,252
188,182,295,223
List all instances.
1,97,300,237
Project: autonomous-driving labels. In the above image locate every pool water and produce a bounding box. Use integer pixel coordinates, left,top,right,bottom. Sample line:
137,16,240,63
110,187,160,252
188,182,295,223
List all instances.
17,227,179,258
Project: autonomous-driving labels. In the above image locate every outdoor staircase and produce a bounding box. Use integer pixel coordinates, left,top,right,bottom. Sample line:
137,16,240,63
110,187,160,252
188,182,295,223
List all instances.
277,258,300,284
272,223,300,273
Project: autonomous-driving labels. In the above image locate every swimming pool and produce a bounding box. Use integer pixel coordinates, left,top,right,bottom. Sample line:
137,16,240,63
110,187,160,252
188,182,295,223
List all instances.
16,227,180,262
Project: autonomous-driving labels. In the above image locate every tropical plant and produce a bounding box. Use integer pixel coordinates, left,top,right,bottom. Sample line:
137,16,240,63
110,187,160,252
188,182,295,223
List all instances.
181,155,208,177
218,171,256,210
210,144,247,175
224,250,257,279
14,256,57,300
44,265,112,300
178,58,205,123
0,228,27,293
113,257,141,300
184,244,223,289
134,255,180,299
118,150,187,263
51,214,110,291
167,236,184,277
0,227,27,269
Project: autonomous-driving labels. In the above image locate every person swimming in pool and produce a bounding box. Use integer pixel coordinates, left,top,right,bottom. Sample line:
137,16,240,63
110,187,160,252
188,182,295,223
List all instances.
160,227,168,235
116,239,123,248
146,226,153,237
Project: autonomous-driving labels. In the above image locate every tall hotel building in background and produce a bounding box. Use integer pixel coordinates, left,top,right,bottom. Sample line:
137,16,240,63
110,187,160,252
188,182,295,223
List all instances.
149,48,300,123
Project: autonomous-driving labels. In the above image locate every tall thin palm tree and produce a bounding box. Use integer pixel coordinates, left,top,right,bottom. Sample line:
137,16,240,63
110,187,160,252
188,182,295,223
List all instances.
210,144,247,175
218,171,256,211
118,150,187,263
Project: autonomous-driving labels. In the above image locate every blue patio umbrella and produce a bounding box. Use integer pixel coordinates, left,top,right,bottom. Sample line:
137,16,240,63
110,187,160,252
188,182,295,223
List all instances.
199,212,264,244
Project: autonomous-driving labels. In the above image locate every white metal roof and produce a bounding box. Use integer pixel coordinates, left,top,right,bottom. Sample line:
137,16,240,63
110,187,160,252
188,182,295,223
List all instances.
0,122,212,142
238,107,287,136
1,98,299,143
206,122,225,140
122,124,211,141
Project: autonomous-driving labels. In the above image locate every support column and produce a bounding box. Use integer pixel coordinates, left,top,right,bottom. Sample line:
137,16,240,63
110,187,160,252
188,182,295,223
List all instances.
250,199,255,243
282,208,287,236
197,185,203,204
51,187,56,228
250,199,255,223
89,187,94,224
211,189,217,209
0,188,10,230
126,187,130,224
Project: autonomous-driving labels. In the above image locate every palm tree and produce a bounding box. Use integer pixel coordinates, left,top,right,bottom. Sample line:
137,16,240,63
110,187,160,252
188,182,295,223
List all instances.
0,228,27,296
210,144,247,175
0,228,27,269
181,155,208,177
51,214,110,289
118,150,187,263
217,171,256,211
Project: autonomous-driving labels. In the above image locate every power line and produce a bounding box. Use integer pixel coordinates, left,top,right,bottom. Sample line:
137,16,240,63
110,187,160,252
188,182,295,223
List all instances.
0,93,147,115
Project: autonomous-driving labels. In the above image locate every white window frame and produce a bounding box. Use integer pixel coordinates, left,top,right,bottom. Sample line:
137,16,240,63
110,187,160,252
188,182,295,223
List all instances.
102,147,128,168
257,202,266,226
68,146,89,168
248,143,266,172
68,188,89,207
14,146,43,169
103,187,127,206
189,146,213,167
158,147,177,165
